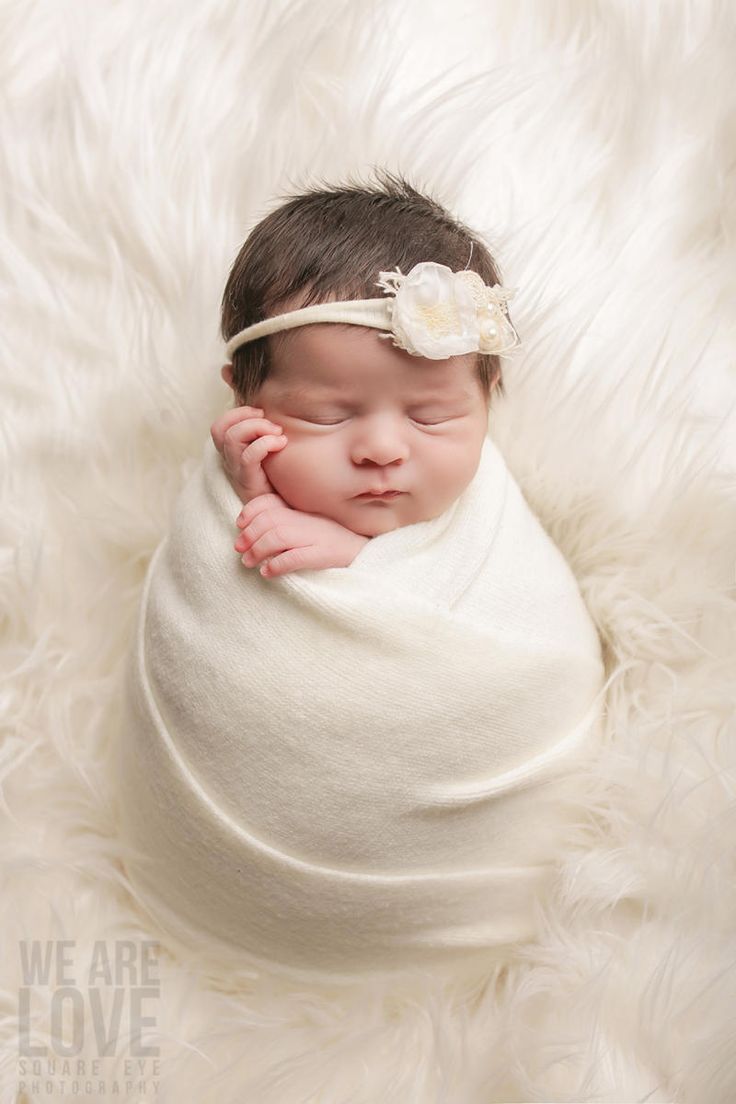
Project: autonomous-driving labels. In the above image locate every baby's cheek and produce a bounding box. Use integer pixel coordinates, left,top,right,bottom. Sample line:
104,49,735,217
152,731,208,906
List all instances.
261,443,309,504
268,442,341,516
261,444,290,486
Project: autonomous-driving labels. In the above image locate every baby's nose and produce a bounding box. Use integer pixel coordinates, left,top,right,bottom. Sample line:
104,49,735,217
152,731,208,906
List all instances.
349,412,412,466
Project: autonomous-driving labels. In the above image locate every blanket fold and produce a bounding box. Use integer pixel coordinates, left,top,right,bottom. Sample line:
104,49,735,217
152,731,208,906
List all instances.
118,432,606,978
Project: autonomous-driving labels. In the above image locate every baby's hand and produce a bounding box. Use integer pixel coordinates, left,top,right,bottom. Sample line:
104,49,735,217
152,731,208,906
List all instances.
234,494,370,578
210,405,288,505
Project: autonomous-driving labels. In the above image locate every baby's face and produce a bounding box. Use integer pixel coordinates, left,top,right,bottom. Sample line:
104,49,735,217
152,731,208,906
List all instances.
253,321,491,538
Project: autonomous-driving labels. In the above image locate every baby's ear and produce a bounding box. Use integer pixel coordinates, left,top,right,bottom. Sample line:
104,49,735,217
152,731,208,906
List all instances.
221,363,235,390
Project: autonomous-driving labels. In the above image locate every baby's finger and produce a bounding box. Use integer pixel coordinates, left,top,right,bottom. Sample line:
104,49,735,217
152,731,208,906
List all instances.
236,492,287,530
237,507,297,561
221,425,285,477
221,417,284,455
232,433,287,478
210,406,265,451
259,545,316,578
240,526,290,566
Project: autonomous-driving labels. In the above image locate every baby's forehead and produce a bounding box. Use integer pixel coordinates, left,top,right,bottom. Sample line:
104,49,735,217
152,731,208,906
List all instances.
278,378,478,405
271,323,479,398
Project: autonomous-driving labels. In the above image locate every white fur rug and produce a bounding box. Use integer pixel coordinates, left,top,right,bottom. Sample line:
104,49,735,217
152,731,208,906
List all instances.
3,2,735,1101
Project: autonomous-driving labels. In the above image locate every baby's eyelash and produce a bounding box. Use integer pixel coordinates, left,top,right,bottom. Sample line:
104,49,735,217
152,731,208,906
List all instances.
304,416,448,426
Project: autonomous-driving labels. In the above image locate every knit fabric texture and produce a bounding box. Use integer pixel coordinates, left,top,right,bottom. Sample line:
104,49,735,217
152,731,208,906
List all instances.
118,432,606,978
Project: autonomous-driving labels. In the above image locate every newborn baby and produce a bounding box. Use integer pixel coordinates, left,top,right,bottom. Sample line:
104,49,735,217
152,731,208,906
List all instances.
118,172,606,979
210,294,496,578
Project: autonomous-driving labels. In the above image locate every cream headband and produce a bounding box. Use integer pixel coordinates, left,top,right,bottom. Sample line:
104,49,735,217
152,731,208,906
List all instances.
224,261,520,362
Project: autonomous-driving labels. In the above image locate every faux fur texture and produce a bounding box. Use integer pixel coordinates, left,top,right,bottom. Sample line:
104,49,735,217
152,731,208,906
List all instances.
2,1,735,1101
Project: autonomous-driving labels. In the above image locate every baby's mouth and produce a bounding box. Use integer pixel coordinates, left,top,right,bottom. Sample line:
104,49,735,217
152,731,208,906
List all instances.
356,490,403,500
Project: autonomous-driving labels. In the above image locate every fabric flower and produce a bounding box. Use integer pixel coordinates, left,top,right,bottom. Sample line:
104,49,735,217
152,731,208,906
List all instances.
375,261,519,360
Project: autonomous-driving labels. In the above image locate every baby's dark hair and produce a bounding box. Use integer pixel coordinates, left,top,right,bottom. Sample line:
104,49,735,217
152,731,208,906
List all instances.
221,168,509,404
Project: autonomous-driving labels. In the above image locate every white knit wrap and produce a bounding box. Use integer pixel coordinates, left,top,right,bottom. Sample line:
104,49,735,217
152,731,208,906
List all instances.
118,433,607,979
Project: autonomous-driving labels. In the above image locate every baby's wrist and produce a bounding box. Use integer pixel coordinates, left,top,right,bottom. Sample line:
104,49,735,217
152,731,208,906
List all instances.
223,467,250,505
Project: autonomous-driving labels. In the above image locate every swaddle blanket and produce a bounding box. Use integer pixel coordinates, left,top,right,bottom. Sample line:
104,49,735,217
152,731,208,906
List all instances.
118,432,606,979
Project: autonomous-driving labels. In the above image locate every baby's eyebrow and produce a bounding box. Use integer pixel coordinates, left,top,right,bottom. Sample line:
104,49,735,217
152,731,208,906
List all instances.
278,384,338,400
278,384,474,402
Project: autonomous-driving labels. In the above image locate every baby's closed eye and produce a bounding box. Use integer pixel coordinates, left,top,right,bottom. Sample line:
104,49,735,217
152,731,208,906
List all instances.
291,410,469,427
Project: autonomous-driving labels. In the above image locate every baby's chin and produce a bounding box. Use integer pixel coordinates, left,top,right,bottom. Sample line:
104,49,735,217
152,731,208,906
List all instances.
350,518,402,538
339,504,419,538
